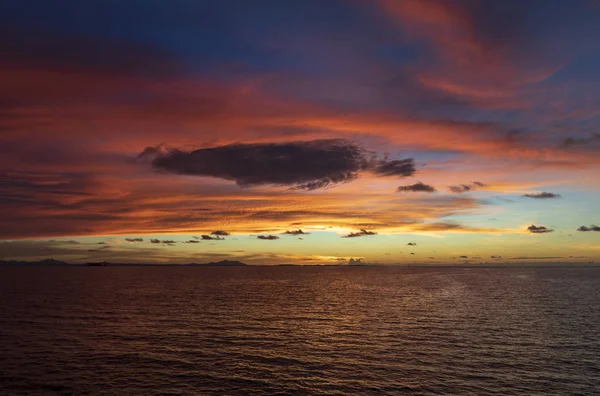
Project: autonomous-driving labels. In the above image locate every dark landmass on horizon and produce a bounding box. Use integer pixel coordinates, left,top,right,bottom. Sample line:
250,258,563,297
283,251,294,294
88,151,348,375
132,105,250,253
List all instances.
0,259,598,268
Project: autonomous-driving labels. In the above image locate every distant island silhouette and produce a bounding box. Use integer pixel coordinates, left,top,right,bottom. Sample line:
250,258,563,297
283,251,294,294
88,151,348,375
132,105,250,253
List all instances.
0,259,596,268
0,259,249,267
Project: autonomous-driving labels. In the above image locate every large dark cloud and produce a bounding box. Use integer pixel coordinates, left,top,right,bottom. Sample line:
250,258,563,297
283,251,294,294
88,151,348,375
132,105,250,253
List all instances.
407,242,417,246
397,182,436,193
342,229,377,238
125,237,143,242
577,225,600,232
523,192,561,199
448,182,487,194
527,225,554,234
143,140,415,190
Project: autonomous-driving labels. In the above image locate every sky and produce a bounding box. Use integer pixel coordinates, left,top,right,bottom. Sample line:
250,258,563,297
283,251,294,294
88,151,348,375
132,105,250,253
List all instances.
1,0,600,265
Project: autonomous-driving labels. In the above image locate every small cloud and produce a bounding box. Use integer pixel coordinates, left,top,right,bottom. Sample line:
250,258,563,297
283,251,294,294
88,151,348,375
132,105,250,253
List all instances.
149,239,177,244
397,182,436,193
490,255,503,259
283,229,309,235
527,224,554,234
407,242,417,246
522,192,561,199
448,181,487,194
577,225,600,232
97,241,106,245
342,229,377,238
185,240,200,243
125,237,144,242
410,252,415,255
201,235,224,240
211,230,229,236
562,133,600,147
192,236,200,240
459,255,468,259
257,235,279,240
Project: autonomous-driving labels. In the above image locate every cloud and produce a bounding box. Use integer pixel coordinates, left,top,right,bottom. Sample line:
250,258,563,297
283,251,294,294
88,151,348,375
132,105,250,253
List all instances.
397,182,436,193
490,255,502,259
577,225,600,232
257,235,279,240
562,133,600,147
343,229,377,238
459,256,468,259
412,222,502,233
145,139,415,190
448,181,487,194
407,242,417,246
527,224,554,234
184,240,200,243
370,159,416,177
522,192,561,199
283,229,309,235
211,230,230,236
124,237,143,242
150,239,177,244
201,235,224,240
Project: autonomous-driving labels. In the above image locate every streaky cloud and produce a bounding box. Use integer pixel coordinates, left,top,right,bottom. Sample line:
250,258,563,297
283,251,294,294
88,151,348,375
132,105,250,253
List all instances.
211,230,230,236
577,225,600,232
283,229,309,235
257,235,279,240
448,182,487,194
522,192,561,199
397,182,436,193
343,229,377,238
527,224,554,234
201,235,224,240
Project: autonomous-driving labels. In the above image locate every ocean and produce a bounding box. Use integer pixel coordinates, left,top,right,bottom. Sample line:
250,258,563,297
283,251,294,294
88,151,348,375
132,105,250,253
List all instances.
1,266,599,395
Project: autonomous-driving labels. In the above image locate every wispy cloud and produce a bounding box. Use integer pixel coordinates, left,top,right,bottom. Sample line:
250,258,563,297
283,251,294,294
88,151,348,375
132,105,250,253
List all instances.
522,192,561,199
342,229,377,238
397,182,436,193
257,235,279,240
448,182,487,194
283,229,309,235
527,225,554,234
577,225,600,232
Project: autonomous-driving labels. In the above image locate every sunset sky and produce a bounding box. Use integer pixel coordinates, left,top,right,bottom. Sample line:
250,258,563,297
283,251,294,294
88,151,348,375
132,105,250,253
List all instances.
1,0,600,265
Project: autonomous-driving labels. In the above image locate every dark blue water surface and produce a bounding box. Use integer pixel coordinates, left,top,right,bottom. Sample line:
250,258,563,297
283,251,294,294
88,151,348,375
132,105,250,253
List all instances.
1,266,599,395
